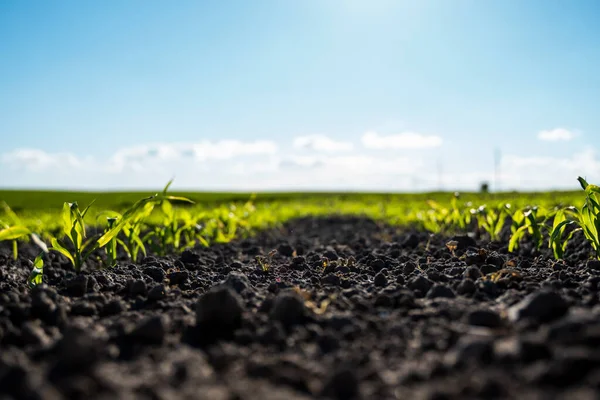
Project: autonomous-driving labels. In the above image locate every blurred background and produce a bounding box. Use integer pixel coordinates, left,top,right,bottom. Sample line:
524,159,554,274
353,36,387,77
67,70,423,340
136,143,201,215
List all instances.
1,0,599,192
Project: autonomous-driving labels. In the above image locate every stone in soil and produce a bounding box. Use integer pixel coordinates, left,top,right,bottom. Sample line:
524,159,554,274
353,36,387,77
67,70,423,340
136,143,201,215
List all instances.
194,286,244,344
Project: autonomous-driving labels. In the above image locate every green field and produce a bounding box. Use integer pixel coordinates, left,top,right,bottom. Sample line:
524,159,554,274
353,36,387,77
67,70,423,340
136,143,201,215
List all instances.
2,183,599,278
0,188,585,239
0,188,583,212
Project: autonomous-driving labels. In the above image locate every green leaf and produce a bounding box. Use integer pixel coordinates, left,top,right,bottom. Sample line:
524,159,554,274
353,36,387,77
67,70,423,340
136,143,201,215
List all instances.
70,202,87,240
80,199,96,219
1,201,22,225
161,200,174,219
50,238,75,266
81,236,99,255
550,219,573,243
563,227,582,252
33,252,44,269
493,212,506,238
132,234,147,260
164,195,194,204
61,202,74,240
98,217,135,248
581,204,599,245
0,226,30,241
28,253,44,288
508,225,528,253
162,179,174,195
578,176,589,190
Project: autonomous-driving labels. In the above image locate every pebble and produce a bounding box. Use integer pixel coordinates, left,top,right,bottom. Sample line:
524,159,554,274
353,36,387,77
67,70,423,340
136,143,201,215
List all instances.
143,266,165,283
464,266,483,280
131,315,168,344
168,271,190,286
480,264,500,275
64,275,88,297
508,290,569,323
402,234,420,249
427,284,456,299
374,272,388,287
452,336,494,366
222,272,252,294
21,321,51,347
467,309,503,328
586,260,600,271
269,291,308,329
450,235,477,250
148,284,167,301
196,286,244,337
179,250,201,265
457,279,476,295
129,279,147,296
403,262,417,275
409,275,433,296
101,299,126,316
321,274,341,286
321,368,360,399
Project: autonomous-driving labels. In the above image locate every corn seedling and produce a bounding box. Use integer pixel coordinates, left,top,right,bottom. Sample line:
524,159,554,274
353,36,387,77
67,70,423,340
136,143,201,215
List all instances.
102,217,121,267
119,208,151,262
97,180,193,255
0,201,34,260
145,199,195,255
551,177,600,260
50,201,97,271
419,193,474,234
548,207,581,260
449,192,471,231
256,249,277,272
575,177,600,259
473,203,511,242
508,206,546,253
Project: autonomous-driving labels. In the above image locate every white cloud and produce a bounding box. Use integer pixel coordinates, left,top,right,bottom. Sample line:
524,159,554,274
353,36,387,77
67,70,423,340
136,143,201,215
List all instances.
2,136,598,192
293,135,353,153
361,130,443,149
537,128,576,142
278,154,420,176
1,148,84,171
498,148,600,190
108,139,278,172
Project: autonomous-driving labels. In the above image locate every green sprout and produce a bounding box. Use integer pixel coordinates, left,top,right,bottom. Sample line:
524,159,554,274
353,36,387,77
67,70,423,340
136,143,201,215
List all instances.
575,177,600,259
145,199,194,255
473,203,511,242
549,207,581,260
0,201,33,260
103,216,121,267
97,180,193,253
50,201,97,271
0,225,30,261
449,192,470,231
508,206,546,253
256,249,277,272
550,177,600,260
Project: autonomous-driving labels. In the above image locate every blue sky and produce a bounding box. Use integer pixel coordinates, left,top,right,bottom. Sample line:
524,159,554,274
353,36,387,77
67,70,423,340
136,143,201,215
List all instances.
1,0,599,191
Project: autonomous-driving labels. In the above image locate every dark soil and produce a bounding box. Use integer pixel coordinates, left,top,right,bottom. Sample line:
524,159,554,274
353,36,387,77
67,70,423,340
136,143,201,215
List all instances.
2,216,600,399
